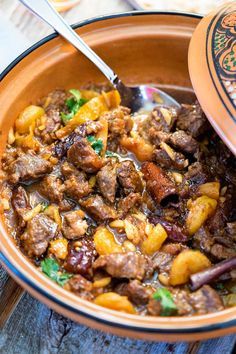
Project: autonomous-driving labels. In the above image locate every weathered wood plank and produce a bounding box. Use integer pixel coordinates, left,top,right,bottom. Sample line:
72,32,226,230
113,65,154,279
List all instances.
0,264,8,293
196,336,235,354
0,291,188,354
0,276,24,329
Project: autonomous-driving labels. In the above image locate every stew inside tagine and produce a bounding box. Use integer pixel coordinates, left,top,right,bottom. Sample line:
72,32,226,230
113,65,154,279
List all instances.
1,87,236,316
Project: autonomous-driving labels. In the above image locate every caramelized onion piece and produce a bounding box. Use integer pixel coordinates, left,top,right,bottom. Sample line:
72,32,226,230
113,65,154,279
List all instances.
190,257,236,291
141,162,178,206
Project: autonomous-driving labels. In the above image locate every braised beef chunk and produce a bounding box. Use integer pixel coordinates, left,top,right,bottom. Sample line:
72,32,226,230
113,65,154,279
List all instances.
54,132,80,158
117,160,143,194
40,89,69,110
37,90,69,143
189,285,224,314
54,122,103,158
149,129,198,156
148,106,178,133
206,196,231,235
177,102,210,138
80,195,117,221
148,285,223,316
1,146,20,170
62,210,88,239
76,121,103,137
184,162,209,194
116,280,150,305
153,147,188,170
126,280,151,305
11,186,31,229
40,113,61,143
105,106,132,137
147,298,162,316
173,285,223,316
226,222,236,237
67,137,103,173
148,130,170,146
7,153,52,183
161,243,188,256
96,161,117,203
64,174,92,201
118,192,142,216
3,86,236,317
61,161,78,177
193,227,236,261
37,90,68,143
207,206,227,236
169,130,198,154
202,137,236,181
62,161,92,201
39,174,64,204
193,227,215,256
196,182,234,251
93,252,152,280
21,214,58,257
12,186,31,218
66,274,93,300
64,237,97,276
152,252,173,273
210,244,236,261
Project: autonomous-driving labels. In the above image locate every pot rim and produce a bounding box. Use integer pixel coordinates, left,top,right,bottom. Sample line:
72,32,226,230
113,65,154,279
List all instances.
0,10,202,81
0,10,235,335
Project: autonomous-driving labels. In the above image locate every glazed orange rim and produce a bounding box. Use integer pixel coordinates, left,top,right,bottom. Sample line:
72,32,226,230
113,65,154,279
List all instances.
0,11,235,334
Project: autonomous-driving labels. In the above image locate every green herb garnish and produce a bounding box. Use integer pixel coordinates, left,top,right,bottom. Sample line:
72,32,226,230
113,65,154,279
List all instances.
41,258,72,287
153,288,177,316
87,135,104,155
61,111,74,124
61,89,87,124
68,88,82,102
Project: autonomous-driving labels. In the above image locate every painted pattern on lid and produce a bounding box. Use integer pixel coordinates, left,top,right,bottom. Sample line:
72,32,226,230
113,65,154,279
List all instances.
211,9,236,112
189,2,236,155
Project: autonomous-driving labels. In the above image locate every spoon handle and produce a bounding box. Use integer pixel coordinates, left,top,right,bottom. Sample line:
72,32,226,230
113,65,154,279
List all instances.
19,0,118,84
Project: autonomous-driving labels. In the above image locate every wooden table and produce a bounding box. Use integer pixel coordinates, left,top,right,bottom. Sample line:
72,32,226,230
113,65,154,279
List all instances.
0,1,235,352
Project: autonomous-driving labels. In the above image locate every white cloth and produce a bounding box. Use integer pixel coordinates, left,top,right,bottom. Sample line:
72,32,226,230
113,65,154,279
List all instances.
127,0,228,14
0,0,130,73
0,10,30,73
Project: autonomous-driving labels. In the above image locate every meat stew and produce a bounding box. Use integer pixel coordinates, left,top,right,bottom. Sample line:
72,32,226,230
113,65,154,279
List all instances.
1,87,236,316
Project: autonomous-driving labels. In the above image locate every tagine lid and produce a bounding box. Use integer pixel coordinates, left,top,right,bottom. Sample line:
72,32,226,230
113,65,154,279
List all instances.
188,1,236,155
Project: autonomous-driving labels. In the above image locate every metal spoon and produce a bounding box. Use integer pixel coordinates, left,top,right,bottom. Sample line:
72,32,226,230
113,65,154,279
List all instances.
19,0,180,112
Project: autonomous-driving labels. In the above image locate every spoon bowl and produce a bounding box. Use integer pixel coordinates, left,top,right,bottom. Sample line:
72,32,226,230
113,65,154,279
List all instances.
115,80,181,112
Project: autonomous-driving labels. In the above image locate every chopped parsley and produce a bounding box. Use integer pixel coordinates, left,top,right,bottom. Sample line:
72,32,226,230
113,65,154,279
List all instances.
87,135,103,155
61,89,87,124
41,258,72,287
153,288,177,316
68,88,82,102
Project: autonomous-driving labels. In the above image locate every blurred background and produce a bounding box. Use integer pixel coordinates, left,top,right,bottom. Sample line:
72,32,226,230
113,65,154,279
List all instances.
0,0,228,72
